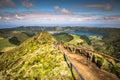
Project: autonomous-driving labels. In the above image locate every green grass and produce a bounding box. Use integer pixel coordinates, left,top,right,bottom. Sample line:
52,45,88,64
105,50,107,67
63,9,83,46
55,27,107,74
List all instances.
0,38,15,51
89,36,102,41
53,33,73,42
12,31,30,43
0,31,30,52
68,34,83,45
0,32,74,79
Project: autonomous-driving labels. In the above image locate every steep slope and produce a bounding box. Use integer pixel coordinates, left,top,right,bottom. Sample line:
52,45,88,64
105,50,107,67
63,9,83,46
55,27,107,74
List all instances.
0,32,74,80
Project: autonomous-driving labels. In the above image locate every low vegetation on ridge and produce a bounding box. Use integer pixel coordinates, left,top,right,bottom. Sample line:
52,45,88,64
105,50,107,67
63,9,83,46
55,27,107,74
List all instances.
0,32,75,80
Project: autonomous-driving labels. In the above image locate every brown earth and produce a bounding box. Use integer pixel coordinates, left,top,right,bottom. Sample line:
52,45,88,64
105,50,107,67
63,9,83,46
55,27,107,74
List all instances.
59,45,119,80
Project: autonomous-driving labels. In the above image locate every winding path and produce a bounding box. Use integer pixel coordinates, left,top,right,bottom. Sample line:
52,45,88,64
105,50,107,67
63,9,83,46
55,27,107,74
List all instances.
58,44,119,80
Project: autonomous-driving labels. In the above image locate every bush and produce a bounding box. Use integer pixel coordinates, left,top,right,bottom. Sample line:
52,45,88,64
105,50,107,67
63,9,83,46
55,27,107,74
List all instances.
9,36,20,45
80,35,91,45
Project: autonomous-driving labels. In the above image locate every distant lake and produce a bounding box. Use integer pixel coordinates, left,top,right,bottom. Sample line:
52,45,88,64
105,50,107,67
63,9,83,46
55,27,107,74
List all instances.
68,31,102,36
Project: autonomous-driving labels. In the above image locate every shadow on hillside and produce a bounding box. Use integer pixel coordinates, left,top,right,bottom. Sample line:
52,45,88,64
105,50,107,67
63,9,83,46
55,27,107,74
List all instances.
0,52,4,55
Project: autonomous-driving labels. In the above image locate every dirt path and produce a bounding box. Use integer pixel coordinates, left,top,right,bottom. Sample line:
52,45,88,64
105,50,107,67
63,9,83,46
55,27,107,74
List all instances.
59,45,119,80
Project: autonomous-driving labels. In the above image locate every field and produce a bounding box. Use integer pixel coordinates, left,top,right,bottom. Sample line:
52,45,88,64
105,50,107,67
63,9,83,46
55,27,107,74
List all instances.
68,34,84,45
0,38,16,51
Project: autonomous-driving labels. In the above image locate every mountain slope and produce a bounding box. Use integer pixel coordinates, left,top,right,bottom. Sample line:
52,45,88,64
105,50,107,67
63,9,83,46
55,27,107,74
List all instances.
0,32,74,80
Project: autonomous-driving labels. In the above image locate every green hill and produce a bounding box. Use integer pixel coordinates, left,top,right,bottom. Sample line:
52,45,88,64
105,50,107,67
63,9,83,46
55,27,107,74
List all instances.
0,32,74,80
0,38,16,52
53,33,73,42
0,31,30,52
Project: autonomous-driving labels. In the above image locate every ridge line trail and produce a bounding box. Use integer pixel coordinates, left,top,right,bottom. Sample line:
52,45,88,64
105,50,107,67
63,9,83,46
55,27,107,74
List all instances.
58,45,119,80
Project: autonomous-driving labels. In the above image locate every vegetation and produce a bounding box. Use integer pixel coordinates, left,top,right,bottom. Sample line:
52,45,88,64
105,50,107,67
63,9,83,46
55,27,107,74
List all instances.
0,26,119,59
0,26,120,79
53,33,73,42
80,35,91,45
9,36,20,45
0,31,30,52
0,38,15,51
102,30,120,59
0,31,30,44
0,32,74,79
68,34,83,45
63,44,120,78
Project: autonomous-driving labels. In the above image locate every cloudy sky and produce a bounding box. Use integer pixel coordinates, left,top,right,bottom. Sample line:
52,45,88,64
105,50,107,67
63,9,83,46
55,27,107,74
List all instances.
0,0,120,28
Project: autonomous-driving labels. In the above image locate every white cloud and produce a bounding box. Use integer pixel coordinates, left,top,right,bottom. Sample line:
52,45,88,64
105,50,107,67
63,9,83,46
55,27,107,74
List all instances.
4,17,10,20
15,14,24,20
54,6,71,14
60,8,71,14
1,11,120,26
101,16,120,21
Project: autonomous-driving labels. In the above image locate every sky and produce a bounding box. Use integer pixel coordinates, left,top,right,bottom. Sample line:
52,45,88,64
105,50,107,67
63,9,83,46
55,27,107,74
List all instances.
0,0,120,28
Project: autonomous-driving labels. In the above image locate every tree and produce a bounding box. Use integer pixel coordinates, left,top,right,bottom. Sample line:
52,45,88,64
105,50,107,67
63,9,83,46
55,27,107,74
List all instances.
9,36,20,45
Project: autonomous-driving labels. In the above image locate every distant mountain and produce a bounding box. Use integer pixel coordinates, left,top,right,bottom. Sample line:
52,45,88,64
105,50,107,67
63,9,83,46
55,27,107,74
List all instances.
0,26,119,36
0,32,74,79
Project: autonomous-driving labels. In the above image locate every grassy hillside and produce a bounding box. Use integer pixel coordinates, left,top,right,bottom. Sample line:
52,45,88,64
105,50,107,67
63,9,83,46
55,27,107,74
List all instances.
0,31,30,52
0,32,74,80
53,33,73,42
0,38,16,52
68,34,83,45
0,31,30,43
11,31,30,43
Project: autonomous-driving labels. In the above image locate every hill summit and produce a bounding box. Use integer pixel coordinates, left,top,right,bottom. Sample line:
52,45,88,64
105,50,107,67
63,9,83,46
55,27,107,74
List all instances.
33,32,56,44
0,32,74,80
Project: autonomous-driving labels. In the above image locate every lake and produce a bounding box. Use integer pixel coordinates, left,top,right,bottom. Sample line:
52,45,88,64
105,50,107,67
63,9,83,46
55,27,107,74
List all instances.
68,31,102,36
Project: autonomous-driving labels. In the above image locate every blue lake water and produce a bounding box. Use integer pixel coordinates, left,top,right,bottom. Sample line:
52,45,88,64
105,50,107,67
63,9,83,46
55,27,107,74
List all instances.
68,31,102,36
